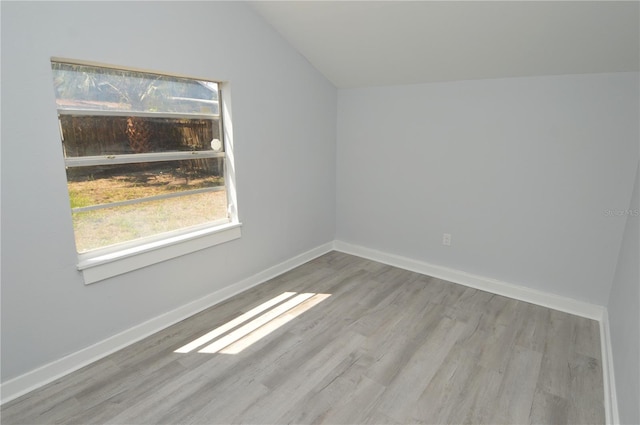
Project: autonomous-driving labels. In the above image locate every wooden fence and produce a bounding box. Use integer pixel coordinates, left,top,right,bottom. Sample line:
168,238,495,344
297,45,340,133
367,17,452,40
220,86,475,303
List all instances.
60,115,218,156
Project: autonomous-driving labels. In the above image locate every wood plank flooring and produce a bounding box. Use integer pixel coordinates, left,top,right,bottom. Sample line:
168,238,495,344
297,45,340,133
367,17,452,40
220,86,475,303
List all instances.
1,252,605,424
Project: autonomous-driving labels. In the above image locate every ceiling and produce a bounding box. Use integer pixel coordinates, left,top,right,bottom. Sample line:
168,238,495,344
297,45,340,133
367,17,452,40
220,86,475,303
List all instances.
250,1,640,89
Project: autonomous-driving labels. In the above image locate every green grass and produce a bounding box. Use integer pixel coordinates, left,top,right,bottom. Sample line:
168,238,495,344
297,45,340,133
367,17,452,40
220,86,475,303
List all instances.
69,189,93,209
68,173,224,206
68,171,228,252
72,191,228,252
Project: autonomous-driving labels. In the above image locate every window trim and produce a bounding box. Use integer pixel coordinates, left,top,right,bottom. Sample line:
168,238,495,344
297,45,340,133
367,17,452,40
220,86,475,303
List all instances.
78,221,242,284
51,58,241,284
57,109,220,120
64,151,225,167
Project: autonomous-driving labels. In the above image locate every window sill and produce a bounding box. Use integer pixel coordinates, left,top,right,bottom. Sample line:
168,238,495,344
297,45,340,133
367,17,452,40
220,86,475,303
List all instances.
77,222,242,284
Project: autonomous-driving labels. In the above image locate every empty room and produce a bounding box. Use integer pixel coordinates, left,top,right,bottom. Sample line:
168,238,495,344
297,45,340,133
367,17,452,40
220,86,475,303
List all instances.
1,1,638,424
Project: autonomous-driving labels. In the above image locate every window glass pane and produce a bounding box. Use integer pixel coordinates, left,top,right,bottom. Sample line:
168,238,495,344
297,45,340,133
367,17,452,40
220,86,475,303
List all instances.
51,60,234,255
61,115,222,157
52,62,219,115
68,159,225,209
72,191,228,253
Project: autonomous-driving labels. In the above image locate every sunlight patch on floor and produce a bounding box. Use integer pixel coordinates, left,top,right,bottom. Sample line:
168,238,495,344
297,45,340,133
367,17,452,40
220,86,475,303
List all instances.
174,291,331,355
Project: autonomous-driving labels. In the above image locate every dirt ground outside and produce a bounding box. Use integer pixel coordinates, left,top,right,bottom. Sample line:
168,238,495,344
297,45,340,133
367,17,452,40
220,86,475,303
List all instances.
68,171,227,252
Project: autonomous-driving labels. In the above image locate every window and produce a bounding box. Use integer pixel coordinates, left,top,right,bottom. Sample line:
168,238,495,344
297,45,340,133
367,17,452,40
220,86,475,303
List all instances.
51,59,240,283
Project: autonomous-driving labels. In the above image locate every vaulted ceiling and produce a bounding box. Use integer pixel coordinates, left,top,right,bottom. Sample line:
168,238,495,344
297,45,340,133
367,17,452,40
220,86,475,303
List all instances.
250,1,640,88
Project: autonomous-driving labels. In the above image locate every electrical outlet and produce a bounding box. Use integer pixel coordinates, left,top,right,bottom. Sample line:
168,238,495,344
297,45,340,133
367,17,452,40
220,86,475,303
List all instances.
442,233,451,246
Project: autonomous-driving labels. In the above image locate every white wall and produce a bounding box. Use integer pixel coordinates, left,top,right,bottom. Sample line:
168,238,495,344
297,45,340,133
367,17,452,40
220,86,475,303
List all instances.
0,1,336,382
337,73,639,305
608,162,639,425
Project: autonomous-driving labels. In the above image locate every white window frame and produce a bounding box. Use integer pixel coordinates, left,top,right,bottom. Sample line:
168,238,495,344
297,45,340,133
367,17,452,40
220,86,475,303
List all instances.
52,59,241,284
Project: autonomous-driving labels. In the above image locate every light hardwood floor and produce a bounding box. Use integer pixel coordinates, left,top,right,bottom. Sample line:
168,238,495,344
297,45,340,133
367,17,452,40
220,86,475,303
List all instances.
1,252,605,424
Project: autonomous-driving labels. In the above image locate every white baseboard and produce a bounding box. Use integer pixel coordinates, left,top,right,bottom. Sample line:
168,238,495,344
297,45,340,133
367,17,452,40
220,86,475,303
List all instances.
0,242,334,405
600,310,620,425
333,240,604,320
333,240,619,423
